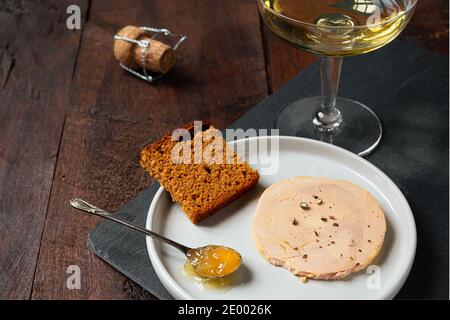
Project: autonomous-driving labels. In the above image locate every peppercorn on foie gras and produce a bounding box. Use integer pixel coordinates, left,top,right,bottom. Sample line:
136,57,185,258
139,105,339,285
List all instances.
252,176,386,280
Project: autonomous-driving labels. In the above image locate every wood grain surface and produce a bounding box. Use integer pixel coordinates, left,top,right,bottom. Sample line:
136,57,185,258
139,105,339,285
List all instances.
0,0,89,299
0,0,447,299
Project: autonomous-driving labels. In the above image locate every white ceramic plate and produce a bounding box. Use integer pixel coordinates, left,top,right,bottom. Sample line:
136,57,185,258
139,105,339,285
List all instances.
146,136,416,300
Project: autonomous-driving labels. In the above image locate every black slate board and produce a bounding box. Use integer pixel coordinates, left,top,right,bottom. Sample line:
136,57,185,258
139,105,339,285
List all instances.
88,40,449,300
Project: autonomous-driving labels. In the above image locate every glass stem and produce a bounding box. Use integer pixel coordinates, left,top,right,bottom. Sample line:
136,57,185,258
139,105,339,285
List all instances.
313,56,343,131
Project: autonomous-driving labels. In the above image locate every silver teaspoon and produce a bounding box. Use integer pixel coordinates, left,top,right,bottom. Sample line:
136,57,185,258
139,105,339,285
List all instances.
70,198,242,279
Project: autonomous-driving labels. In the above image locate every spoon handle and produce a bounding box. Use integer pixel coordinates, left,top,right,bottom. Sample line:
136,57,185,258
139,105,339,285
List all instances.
70,198,190,255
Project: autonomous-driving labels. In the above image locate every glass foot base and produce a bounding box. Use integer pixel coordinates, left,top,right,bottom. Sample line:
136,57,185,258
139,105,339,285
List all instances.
275,97,382,156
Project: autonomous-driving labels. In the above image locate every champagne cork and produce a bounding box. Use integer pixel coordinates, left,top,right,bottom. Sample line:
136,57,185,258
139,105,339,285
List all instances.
113,25,176,74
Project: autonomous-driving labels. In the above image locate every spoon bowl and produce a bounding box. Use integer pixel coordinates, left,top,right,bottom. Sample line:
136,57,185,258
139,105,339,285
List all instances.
187,245,242,279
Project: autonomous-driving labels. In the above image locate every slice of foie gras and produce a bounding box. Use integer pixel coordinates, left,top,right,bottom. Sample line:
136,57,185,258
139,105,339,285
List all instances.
252,176,386,280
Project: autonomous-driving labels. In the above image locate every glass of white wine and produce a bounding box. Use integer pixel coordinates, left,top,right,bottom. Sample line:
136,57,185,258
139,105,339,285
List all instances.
258,0,417,155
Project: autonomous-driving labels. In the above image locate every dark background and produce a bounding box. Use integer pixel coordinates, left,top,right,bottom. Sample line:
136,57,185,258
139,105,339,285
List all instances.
0,0,448,299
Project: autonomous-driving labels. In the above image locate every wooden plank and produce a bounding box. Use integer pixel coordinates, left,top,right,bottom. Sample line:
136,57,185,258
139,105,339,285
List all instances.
31,0,268,299
31,110,153,299
262,0,448,92
401,0,449,55
0,0,88,299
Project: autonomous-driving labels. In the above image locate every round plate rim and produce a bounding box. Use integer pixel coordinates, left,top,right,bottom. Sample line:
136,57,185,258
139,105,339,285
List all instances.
146,136,417,300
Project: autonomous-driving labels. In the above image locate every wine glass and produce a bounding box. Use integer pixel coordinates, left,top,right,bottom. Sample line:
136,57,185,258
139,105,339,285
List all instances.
258,0,417,156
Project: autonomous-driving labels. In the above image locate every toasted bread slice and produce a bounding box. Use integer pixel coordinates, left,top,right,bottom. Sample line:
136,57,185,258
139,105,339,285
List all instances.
140,122,259,224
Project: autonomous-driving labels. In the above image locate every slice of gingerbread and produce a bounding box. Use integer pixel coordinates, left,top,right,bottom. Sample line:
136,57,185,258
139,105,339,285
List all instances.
140,122,259,224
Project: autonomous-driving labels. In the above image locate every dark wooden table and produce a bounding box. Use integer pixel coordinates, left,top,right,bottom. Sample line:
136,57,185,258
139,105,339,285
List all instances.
0,0,448,300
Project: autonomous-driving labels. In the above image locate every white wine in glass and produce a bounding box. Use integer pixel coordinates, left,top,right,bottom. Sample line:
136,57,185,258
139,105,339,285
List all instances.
258,0,417,155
